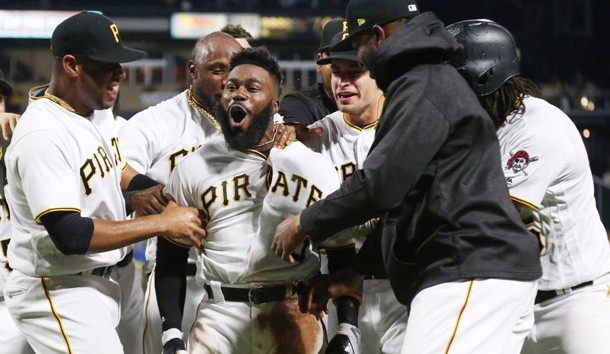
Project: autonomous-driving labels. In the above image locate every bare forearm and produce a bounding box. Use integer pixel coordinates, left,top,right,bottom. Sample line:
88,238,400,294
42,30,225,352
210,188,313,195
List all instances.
88,215,166,253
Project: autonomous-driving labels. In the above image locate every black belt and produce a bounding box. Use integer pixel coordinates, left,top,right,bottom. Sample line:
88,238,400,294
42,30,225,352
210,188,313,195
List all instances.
535,280,593,304
204,283,295,304
117,250,134,267
79,250,134,278
79,265,114,278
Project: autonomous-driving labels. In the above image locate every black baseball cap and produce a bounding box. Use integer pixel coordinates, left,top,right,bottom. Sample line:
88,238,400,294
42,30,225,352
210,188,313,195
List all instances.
318,19,346,53
51,11,147,63
316,33,361,65
0,70,12,96
332,0,419,51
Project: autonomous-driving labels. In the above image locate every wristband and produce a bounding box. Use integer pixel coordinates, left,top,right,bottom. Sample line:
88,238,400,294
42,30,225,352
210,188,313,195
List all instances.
161,328,183,345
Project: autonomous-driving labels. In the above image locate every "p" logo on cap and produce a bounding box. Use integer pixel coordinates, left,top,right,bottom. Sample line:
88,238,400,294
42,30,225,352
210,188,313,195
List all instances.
110,24,120,43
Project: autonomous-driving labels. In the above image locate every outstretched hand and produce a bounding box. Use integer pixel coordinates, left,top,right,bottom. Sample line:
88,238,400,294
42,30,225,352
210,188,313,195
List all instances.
159,199,207,250
290,123,323,141
0,112,21,141
272,123,323,149
300,268,364,319
131,184,168,216
271,213,307,263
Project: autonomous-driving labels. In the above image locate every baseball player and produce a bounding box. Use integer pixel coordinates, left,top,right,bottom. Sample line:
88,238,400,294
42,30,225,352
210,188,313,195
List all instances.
119,31,242,354
220,23,254,48
278,19,342,125
2,12,205,354
273,1,543,353
304,32,408,354
156,47,341,353
0,72,33,354
448,19,610,354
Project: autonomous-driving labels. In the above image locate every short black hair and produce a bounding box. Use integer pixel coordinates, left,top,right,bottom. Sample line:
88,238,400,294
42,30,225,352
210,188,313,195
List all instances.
229,47,283,96
221,24,254,44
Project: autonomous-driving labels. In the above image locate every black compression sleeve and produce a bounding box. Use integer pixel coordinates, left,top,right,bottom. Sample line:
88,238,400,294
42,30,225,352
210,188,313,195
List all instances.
40,211,94,255
123,191,134,215
155,236,189,331
326,245,356,274
335,296,359,326
127,174,160,191
352,230,387,279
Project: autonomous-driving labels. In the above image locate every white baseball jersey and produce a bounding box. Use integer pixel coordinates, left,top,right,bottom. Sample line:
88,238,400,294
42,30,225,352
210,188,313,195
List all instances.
243,141,341,283
307,111,376,182
120,89,220,263
166,135,339,284
306,111,377,247
0,138,11,292
120,89,216,353
5,96,127,276
497,96,610,290
0,137,32,354
306,110,409,354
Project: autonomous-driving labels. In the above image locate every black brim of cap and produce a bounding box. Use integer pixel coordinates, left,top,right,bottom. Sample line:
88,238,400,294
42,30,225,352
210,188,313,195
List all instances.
0,80,12,96
316,51,361,65
88,47,147,63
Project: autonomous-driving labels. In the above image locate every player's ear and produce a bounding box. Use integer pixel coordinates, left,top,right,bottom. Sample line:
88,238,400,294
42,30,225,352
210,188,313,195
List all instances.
188,60,196,78
372,25,386,46
62,55,79,78
272,98,280,115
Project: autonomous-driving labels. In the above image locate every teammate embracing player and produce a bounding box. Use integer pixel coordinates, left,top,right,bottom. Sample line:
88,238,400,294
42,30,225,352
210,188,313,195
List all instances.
273,1,542,353
303,31,408,354
119,31,242,354
2,12,205,354
448,19,610,354
156,46,348,353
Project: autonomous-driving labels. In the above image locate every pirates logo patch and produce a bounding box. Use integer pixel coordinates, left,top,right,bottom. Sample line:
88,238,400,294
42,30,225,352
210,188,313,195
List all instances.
506,150,538,176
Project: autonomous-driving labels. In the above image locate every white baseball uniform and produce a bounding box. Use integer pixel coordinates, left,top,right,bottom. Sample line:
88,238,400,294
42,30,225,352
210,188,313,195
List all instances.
165,135,339,353
119,89,218,353
307,110,408,354
495,96,610,354
3,92,128,354
0,137,34,354
113,108,146,354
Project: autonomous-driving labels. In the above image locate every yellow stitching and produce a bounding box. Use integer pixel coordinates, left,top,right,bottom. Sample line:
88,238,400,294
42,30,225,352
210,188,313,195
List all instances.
41,277,73,354
510,195,540,211
445,280,474,354
35,208,81,223
142,270,155,354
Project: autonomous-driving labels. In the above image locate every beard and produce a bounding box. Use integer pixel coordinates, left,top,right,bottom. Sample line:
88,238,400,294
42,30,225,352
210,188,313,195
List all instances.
215,101,274,151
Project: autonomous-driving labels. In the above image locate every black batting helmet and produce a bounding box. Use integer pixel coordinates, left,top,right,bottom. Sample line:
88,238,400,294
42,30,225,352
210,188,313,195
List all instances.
446,19,520,96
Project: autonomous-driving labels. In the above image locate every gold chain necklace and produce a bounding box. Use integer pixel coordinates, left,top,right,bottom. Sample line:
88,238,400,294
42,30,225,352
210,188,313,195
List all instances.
187,87,221,131
43,90,77,113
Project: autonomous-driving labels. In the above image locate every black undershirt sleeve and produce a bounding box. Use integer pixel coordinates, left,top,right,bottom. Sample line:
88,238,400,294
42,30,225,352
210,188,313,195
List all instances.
155,236,189,331
40,211,94,255
124,174,161,214
127,173,160,191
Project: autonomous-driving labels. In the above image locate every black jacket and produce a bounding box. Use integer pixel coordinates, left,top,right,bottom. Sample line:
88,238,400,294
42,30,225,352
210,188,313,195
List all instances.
279,83,337,126
301,12,542,305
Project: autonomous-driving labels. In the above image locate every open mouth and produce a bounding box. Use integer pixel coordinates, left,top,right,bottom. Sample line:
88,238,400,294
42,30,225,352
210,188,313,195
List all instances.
229,105,248,124
337,92,357,103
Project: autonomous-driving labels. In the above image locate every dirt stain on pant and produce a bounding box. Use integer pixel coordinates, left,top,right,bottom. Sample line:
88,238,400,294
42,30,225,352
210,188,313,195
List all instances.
257,297,322,354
